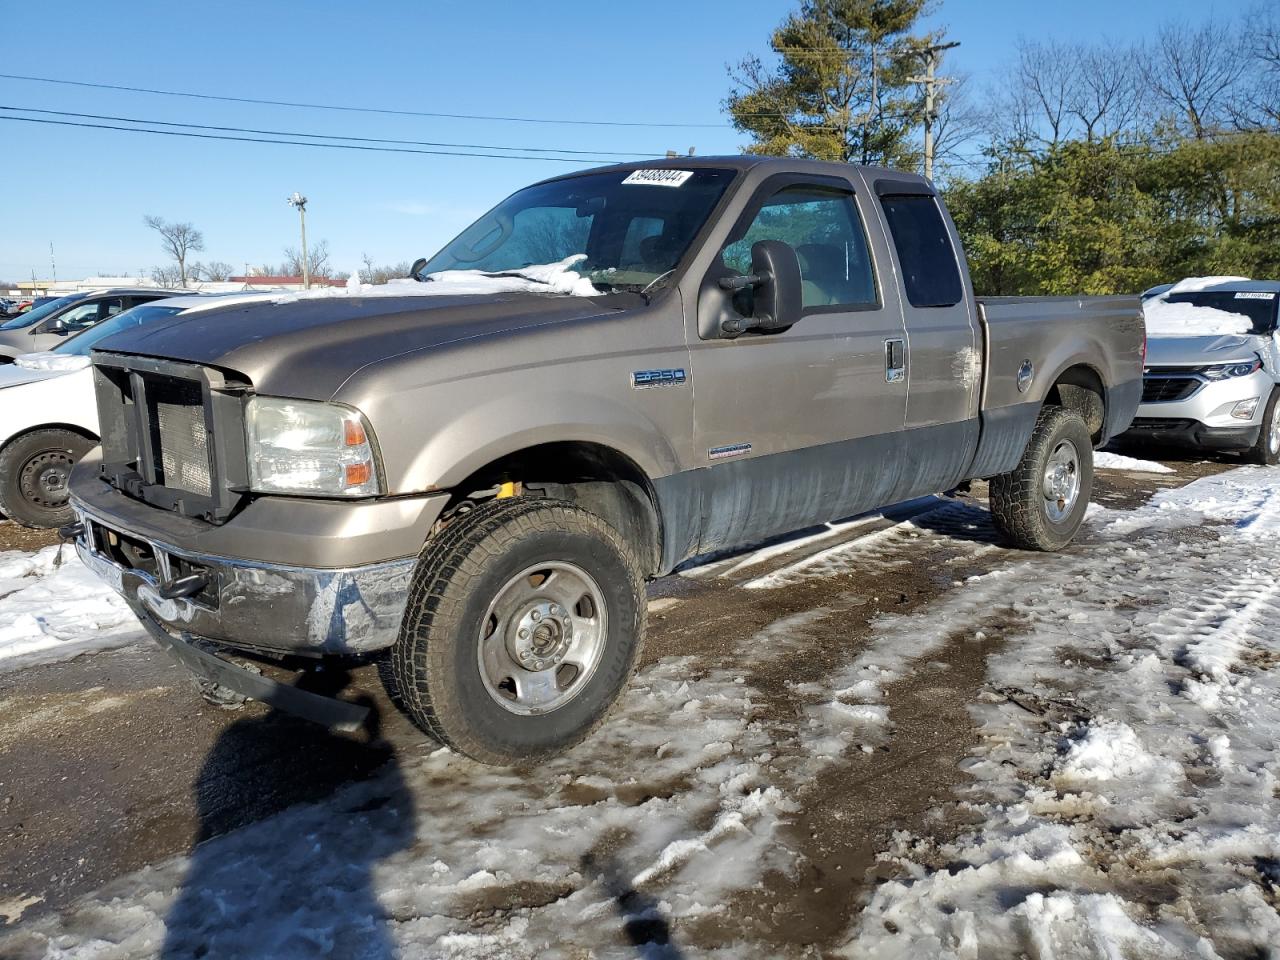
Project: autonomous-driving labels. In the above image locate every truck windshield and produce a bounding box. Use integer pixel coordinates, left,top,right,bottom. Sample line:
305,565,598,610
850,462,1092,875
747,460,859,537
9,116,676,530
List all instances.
419,168,737,293
1160,291,1278,335
55,303,184,356
0,293,83,330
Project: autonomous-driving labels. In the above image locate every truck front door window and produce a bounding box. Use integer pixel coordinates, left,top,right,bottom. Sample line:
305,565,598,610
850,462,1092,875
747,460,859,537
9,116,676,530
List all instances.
722,187,877,311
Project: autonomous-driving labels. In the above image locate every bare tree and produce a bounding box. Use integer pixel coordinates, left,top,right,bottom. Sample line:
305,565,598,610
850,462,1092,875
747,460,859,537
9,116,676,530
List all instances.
1239,2,1280,125
143,216,205,288
193,260,234,281
283,239,332,279
1141,22,1247,138
150,264,185,289
1015,39,1078,147
929,74,987,177
359,254,413,285
1068,42,1142,141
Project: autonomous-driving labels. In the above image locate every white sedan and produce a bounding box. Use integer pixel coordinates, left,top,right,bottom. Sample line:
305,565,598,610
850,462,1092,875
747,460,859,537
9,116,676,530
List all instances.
0,293,268,528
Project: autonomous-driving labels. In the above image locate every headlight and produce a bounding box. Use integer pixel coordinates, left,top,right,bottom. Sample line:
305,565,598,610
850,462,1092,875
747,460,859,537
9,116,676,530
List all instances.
245,397,381,497
1200,358,1262,380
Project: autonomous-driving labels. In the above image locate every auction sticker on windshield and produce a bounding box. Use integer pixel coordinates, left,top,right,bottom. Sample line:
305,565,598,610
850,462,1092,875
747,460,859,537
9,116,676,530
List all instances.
622,169,694,187
1235,292,1276,299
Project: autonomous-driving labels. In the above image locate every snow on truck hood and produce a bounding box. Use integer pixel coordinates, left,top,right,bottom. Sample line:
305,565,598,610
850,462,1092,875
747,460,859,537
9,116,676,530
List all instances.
88,258,617,401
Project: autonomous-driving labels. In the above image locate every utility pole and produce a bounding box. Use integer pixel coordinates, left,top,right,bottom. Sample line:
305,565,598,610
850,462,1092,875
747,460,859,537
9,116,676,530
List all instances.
287,192,310,289
49,242,56,284
908,40,960,182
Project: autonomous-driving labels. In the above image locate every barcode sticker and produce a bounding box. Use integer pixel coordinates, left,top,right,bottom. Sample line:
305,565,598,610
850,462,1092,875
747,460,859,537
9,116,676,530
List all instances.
622,169,694,188
1234,291,1276,300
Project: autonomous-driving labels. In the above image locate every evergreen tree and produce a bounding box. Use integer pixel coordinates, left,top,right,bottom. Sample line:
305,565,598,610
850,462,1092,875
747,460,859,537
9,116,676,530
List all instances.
725,0,938,167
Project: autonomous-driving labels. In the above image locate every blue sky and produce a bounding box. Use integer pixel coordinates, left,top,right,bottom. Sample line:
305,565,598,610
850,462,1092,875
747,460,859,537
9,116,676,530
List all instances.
0,0,1240,282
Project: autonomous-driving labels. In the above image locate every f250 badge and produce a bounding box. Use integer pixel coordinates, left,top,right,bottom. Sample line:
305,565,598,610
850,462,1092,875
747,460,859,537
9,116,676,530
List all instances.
632,368,687,389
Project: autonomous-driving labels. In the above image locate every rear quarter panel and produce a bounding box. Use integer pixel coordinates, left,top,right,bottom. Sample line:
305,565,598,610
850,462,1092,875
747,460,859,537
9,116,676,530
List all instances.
970,296,1144,476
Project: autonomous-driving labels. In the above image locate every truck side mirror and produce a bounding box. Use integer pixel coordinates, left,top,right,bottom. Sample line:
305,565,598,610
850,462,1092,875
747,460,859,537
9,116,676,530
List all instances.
718,240,803,337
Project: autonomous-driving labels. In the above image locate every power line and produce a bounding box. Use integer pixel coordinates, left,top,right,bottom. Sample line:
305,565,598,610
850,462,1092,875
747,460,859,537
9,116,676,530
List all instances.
0,72,730,129
0,105,658,158
0,114,626,163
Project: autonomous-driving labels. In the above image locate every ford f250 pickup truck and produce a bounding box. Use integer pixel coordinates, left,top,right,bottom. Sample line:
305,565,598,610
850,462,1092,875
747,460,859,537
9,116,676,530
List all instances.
67,157,1143,764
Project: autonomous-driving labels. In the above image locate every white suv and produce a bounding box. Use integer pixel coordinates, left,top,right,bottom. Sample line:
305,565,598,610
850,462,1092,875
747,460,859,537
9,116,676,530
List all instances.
1125,278,1280,464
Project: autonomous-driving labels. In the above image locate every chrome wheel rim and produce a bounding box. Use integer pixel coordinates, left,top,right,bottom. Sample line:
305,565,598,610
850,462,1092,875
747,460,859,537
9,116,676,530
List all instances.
1269,402,1280,456
477,561,608,716
1042,440,1081,523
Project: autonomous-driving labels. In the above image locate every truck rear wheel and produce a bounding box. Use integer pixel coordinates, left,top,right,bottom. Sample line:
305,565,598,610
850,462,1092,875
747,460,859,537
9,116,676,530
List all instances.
0,428,96,529
388,497,646,765
989,406,1093,551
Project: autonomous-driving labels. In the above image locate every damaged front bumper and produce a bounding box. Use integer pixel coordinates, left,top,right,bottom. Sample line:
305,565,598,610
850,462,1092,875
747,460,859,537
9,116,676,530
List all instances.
72,502,417,657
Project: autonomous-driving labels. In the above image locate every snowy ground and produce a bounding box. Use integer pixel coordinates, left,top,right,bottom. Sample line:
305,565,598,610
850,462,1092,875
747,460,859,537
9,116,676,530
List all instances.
2,459,1278,958
0,545,142,670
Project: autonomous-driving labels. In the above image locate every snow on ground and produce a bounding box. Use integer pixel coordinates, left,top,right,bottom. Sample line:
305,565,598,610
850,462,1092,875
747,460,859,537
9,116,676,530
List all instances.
840,466,1280,959
1093,451,1175,473
7,466,1280,958
0,545,142,670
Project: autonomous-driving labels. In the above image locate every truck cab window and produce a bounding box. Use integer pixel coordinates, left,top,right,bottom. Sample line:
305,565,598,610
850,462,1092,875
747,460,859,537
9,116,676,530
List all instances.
722,187,877,310
879,195,963,308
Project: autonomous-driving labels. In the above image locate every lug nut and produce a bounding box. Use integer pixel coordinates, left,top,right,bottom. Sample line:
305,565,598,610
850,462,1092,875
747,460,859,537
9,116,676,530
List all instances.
518,628,529,640
531,611,541,622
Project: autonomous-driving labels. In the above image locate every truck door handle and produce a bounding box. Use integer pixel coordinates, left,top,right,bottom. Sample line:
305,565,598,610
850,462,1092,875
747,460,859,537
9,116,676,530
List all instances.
885,338,906,383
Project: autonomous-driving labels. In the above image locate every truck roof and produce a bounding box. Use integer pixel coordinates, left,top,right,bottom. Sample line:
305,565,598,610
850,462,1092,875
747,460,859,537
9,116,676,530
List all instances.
536,154,935,192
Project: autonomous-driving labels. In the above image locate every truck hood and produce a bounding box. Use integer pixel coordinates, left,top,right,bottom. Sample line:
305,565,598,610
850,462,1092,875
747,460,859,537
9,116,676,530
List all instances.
1144,333,1266,367
89,291,621,400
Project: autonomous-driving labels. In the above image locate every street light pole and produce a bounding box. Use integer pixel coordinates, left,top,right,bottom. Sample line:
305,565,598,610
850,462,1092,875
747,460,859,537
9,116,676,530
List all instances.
287,192,310,290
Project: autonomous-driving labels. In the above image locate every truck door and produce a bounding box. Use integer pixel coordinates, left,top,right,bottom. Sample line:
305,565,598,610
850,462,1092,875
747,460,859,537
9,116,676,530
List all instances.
868,179,981,497
689,173,909,554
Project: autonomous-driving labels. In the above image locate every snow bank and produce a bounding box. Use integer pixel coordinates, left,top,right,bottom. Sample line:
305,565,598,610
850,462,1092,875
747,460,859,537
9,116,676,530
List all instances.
0,545,142,669
1093,451,1174,473
1143,276,1255,337
271,254,600,304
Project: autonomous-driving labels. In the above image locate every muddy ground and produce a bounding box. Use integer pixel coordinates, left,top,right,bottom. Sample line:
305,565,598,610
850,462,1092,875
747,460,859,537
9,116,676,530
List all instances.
0,448,1240,951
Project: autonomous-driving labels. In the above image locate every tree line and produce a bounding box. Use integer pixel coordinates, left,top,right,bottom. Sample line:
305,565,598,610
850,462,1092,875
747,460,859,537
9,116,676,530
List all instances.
726,0,1280,294
142,216,410,288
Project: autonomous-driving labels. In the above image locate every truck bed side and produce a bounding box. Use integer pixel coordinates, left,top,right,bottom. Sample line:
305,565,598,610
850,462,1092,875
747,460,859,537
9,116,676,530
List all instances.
967,295,1144,479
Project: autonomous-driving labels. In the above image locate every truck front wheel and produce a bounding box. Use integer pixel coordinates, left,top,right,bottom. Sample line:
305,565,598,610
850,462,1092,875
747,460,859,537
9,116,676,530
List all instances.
989,406,1094,551
388,497,647,765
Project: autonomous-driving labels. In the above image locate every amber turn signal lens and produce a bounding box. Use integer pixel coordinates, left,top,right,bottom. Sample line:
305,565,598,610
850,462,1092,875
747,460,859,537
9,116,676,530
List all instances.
344,420,368,446
345,462,372,487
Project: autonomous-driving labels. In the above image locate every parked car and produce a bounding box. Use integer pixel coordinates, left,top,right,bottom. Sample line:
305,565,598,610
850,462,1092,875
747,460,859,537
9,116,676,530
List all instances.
1123,277,1279,463
0,294,267,527
68,157,1144,763
0,288,174,362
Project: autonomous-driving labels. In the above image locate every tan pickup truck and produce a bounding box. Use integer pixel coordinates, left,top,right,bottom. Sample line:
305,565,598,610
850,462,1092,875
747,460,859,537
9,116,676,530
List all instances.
68,157,1143,763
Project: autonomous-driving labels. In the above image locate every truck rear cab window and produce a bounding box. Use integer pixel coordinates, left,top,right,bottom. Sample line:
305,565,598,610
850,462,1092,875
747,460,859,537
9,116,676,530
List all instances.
879,195,963,308
722,186,877,311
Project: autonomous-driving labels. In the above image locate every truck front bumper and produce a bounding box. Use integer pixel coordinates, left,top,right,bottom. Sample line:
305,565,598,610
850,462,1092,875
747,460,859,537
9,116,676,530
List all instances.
73,504,418,655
